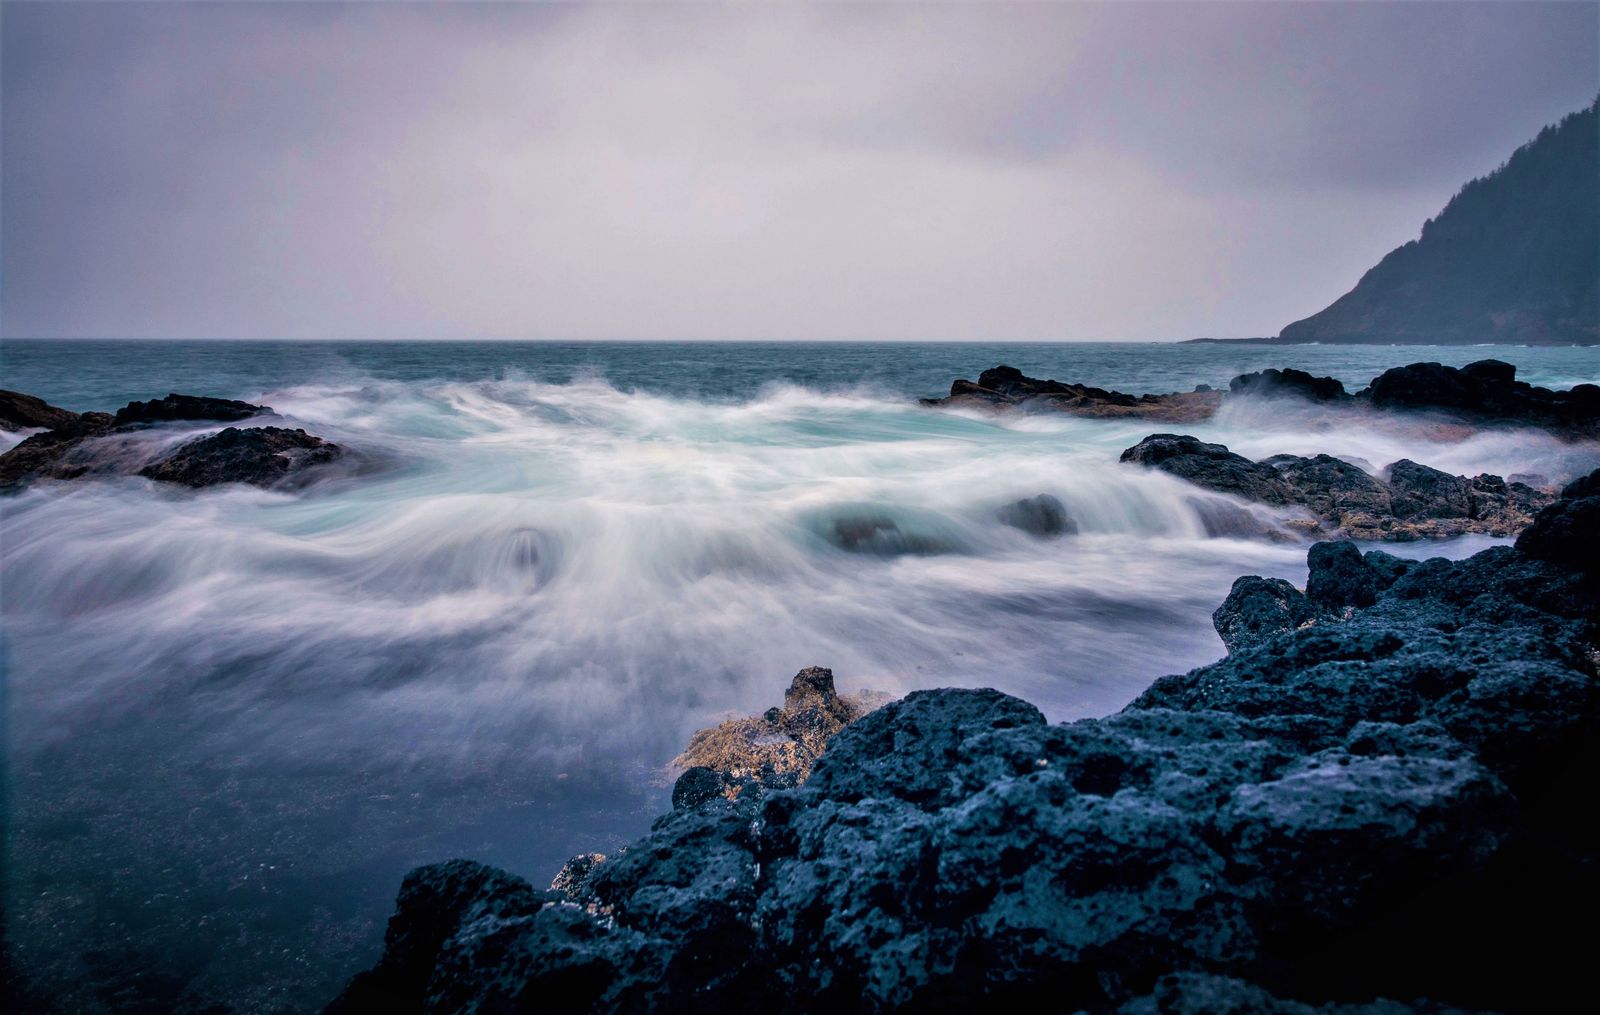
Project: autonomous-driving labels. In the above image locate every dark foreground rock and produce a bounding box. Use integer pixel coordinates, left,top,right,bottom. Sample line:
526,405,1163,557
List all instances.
0,390,79,431
922,365,1224,422
1121,433,1556,540
0,390,343,491
137,426,341,488
332,479,1598,1012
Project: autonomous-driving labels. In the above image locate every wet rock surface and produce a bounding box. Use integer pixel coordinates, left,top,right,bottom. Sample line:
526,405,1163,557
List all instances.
922,365,1224,422
138,426,342,488
0,390,343,490
1360,360,1600,437
332,479,1599,1012
1228,368,1349,402
1121,433,1555,541
0,389,80,431
923,360,1599,438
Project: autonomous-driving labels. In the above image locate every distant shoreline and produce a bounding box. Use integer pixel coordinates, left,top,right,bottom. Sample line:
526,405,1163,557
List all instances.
1180,336,1598,347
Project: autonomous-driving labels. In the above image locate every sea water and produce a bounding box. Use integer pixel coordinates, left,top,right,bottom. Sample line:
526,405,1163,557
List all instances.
2,340,1597,1010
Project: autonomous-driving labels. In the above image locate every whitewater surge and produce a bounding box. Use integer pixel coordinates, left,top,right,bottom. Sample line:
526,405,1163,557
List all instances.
4,370,1595,1010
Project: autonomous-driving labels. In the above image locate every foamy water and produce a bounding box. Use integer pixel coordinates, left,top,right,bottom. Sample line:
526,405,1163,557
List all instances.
2,344,1597,1010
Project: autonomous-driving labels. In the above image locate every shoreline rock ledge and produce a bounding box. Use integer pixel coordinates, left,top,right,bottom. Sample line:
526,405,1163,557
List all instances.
0,390,343,490
329,477,1599,1013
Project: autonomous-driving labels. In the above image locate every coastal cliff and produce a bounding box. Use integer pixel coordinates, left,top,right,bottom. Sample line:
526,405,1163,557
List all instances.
1277,97,1599,346
331,476,1600,1012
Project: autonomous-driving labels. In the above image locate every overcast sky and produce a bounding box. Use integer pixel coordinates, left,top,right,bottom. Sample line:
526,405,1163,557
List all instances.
3,1,1596,341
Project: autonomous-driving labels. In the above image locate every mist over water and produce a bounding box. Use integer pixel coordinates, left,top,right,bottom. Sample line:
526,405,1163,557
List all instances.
2,341,1597,1011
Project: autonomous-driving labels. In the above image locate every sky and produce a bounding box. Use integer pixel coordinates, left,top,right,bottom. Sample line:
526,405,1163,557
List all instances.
2,1,1596,342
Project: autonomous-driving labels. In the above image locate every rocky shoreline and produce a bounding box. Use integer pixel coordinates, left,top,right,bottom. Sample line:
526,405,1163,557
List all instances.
0,390,344,491
330,474,1599,1012
922,359,1600,439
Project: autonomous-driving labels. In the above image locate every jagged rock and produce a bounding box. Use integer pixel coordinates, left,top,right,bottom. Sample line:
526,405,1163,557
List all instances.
1123,435,1554,541
137,426,342,488
996,494,1077,537
112,392,266,426
1213,576,1318,653
0,413,117,487
326,860,562,1014
1120,434,1296,505
1516,468,1600,573
1387,460,1473,519
550,853,607,902
671,667,890,798
1360,360,1600,437
1304,540,1379,613
923,366,1224,422
0,390,78,431
1228,368,1348,402
671,767,726,811
0,390,347,492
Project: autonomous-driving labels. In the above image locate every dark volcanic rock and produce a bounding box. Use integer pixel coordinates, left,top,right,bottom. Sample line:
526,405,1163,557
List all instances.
924,366,1223,422
1516,468,1600,574
0,412,121,487
1126,435,1555,541
112,392,267,426
1386,459,1473,519
1212,576,1317,653
1304,540,1378,612
1360,360,1600,437
0,390,79,431
138,427,342,488
1120,434,1295,505
996,493,1077,537
1228,368,1348,402
336,491,1600,1011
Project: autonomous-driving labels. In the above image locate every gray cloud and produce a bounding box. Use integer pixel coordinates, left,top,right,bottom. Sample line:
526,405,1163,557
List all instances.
3,1,1595,341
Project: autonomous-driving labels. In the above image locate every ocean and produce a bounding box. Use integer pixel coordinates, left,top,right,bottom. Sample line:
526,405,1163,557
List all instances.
3,339,1598,1011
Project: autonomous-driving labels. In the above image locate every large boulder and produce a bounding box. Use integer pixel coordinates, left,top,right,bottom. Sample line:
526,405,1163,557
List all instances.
1516,468,1600,574
1120,434,1295,505
0,390,78,431
137,426,342,488
1360,360,1600,437
1228,368,1348,402
1212,576,1318,653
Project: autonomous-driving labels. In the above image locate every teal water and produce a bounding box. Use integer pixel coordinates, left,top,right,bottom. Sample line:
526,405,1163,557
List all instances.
1,340,1596,1012
4,338,1597,411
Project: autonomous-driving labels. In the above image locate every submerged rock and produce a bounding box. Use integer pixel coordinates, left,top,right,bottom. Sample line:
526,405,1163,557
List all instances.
334,480,1599,1011
996,493,1077,537
0,390,79,431
138,426,342,488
